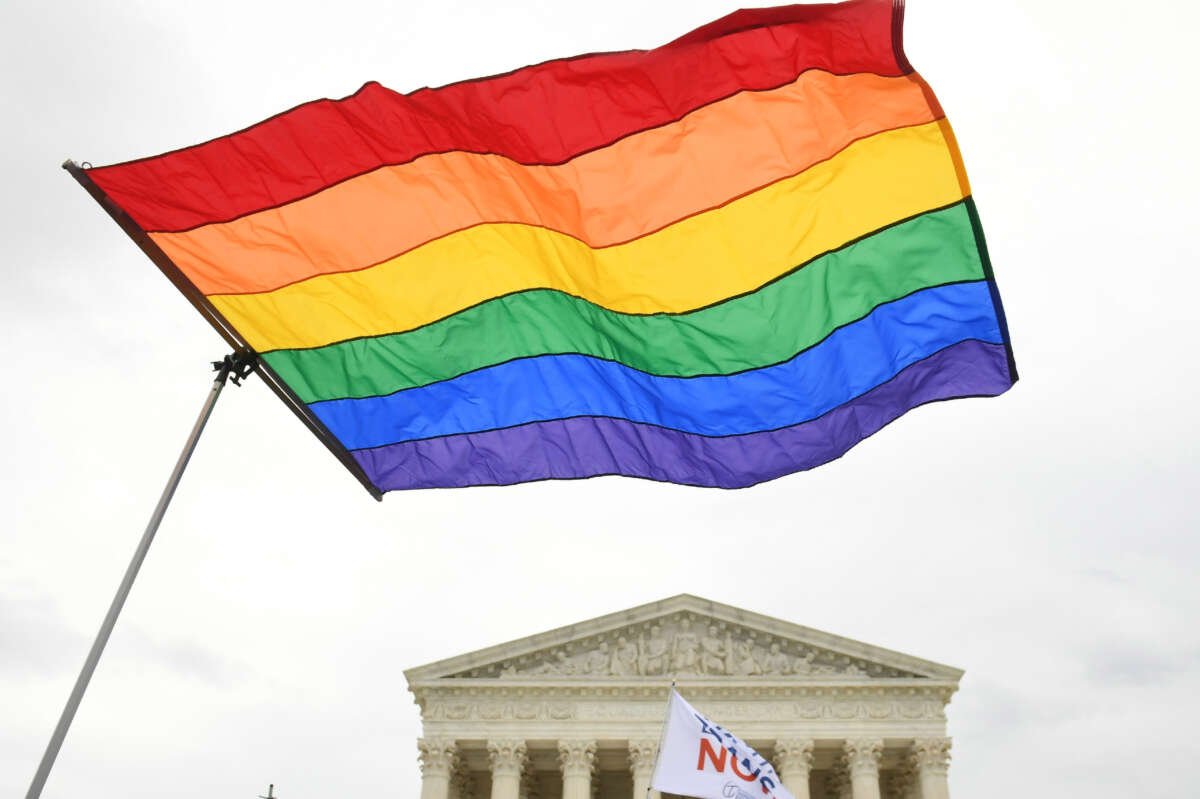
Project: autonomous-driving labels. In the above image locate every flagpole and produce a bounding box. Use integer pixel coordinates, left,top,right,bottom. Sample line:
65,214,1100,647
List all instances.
25,353,253,799
646,682,675,799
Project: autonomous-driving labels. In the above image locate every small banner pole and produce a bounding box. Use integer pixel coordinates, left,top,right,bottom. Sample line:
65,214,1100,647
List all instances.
25,355,248,799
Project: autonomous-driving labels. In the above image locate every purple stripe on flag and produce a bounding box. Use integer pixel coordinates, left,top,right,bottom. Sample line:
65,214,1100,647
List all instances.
352,339,1012,490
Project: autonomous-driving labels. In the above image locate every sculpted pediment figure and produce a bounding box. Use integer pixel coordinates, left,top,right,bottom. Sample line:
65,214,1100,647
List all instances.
699,625,727,675
670,618,701,674
611,636,638,676
639,625,668,675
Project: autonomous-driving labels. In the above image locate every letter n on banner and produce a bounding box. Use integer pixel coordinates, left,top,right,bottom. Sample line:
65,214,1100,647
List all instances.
698,738,728,772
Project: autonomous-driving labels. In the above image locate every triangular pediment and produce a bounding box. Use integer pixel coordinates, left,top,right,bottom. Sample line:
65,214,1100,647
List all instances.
404,595,961,684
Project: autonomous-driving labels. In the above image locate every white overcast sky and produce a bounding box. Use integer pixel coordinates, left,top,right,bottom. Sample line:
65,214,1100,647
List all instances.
2,1,1198,797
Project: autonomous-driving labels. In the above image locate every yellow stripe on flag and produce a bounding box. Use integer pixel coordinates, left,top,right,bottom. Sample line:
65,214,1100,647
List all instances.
211,121,965,352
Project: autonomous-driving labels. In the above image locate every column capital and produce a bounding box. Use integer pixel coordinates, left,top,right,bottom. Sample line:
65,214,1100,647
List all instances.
843,738,884,779
628,739,658,778
774,738,815,776
488,739,529,778
911,737,952,776
418,738,459,778
558,739,598,777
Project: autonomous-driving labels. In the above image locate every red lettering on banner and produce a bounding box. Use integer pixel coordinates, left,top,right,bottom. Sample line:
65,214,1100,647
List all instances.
697,739,728,772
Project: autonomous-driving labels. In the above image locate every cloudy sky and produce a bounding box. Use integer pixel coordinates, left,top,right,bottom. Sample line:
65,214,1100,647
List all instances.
2,0,1197,797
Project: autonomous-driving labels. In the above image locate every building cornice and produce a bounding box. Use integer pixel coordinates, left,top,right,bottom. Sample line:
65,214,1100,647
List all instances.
410,679,960,708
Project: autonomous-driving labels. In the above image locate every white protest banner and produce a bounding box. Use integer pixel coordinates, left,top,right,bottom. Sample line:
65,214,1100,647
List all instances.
650,688,795,799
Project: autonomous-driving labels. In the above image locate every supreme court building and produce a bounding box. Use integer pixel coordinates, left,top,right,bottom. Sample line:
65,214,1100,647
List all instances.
405,595,958,799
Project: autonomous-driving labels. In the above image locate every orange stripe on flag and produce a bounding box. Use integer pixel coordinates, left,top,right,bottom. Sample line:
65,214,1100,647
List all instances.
152,71,936,296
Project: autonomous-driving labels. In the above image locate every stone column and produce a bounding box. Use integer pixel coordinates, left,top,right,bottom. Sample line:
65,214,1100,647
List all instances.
843,739,884,799
558,739,597,799
628,739,660,799
774,739,814,799
912,738,952,799
418,738,458,799
488,739,528,799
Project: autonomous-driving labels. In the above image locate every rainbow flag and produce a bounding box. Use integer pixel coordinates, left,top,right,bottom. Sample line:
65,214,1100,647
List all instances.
75,0,1015,494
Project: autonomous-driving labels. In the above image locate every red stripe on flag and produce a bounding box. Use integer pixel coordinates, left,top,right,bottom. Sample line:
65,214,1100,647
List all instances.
87,0,902,233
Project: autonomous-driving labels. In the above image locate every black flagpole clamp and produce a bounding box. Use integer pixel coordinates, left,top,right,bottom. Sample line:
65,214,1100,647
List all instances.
212,351,258,386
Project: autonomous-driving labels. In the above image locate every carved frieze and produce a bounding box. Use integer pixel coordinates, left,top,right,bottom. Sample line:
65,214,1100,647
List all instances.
445,613,918,680
417,692,947,725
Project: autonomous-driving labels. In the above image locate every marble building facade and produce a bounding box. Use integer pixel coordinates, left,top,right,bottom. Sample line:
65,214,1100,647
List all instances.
405,595,958,799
